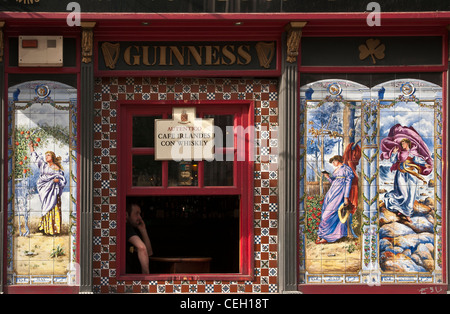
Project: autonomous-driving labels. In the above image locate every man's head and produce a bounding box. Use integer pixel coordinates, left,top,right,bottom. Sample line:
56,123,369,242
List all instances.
126,203,143,228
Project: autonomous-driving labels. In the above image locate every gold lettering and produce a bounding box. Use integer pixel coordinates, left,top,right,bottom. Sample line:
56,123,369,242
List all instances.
205,46,212,65
124,45,132,65
124,45,141,65
151,46,158,65
159,46,167,66
119,43,261,68
132,46,141,65
142,46,150,66
187,46,202,65
222,45,236,65
169,46,185,65
205,46,221,65
237,45,251,65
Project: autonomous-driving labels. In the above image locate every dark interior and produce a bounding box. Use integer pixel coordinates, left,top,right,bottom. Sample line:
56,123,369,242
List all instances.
127,195,240,274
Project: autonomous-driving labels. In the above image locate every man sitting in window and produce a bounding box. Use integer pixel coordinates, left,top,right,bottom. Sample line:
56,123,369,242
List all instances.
126,203,153,274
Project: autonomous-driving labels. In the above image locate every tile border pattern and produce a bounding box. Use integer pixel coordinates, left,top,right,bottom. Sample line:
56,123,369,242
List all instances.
92,77,279,293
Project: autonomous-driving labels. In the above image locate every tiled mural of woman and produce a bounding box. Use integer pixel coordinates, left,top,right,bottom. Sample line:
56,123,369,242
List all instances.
380,124,433,223
315,155,357,244
7,80,77,285
28,142,67,235
300,77,443,284
377,79,441,277
301,79,364,276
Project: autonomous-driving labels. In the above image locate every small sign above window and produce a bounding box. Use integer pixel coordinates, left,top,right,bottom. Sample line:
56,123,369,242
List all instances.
155,107,214,161
18,36,63,67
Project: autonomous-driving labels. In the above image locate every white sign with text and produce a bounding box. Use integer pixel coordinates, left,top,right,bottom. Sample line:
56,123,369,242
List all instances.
155,107,214,161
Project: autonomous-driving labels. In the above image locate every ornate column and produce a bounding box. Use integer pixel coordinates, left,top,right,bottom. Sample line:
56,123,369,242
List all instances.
79,21,96,293
0,21,4,63
278,21,306,293
447,25,450,289
0,21,5,294
360,97,380,285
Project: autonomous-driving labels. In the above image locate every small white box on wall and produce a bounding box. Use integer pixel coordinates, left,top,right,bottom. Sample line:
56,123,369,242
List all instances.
19,36,63,67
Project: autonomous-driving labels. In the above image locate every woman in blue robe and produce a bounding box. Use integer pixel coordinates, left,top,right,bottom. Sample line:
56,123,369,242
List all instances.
316,155,357,244
383,139,432,222
380,125,433,223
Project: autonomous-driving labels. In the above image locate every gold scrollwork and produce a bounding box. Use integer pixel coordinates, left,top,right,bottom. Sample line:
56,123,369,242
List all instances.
16,0,40,4
285,22,307,63
0,21,4,63
81,22,96,64
378,98,437,109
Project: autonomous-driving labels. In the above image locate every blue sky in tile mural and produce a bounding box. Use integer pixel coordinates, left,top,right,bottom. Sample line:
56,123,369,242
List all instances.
379,101,435,189
377,79,441,192
303,80,364,180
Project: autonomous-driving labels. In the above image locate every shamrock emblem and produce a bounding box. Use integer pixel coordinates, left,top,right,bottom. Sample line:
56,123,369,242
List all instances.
359,39,385,64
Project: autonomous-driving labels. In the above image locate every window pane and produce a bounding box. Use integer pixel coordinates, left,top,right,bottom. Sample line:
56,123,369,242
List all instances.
204,114,234,148
132,155,162,186
168,161,199,186
204,159,234,186
133,116,161,147
127,195,240,274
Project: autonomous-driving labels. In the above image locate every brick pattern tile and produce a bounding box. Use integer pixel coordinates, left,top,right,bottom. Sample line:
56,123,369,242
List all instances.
93,77,278,293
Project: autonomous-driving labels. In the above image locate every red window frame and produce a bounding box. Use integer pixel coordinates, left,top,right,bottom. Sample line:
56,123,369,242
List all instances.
117,100,254,281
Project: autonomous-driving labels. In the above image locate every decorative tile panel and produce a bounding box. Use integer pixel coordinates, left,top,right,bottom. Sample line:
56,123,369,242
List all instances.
6,81,78,286
299,78,444,285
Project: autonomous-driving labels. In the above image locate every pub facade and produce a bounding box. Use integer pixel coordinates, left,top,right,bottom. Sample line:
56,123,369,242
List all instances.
0,0,449,294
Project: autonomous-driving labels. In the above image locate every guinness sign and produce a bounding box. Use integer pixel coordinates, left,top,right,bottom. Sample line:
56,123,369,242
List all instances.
98,41,277,73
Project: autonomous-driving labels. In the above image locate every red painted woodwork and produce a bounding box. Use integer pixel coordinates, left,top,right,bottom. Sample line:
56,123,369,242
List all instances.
117,100,254,281
1,33,82,294
296,28,448,295
5,285,80,294
1,9,448,293
299,284,448,294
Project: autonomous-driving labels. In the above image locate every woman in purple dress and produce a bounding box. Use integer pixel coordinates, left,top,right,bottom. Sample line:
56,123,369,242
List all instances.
28,142,67,235
316,155,357,244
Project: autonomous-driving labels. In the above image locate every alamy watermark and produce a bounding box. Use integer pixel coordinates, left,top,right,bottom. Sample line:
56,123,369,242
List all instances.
65,2,381,28
66,2,81,26
165,124,273,166
366,2,381,27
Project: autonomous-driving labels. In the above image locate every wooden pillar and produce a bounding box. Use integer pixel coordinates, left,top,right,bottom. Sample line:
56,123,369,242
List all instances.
0,21,5,294
79,21,96,294
447,25,450,292
278,21,306,293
